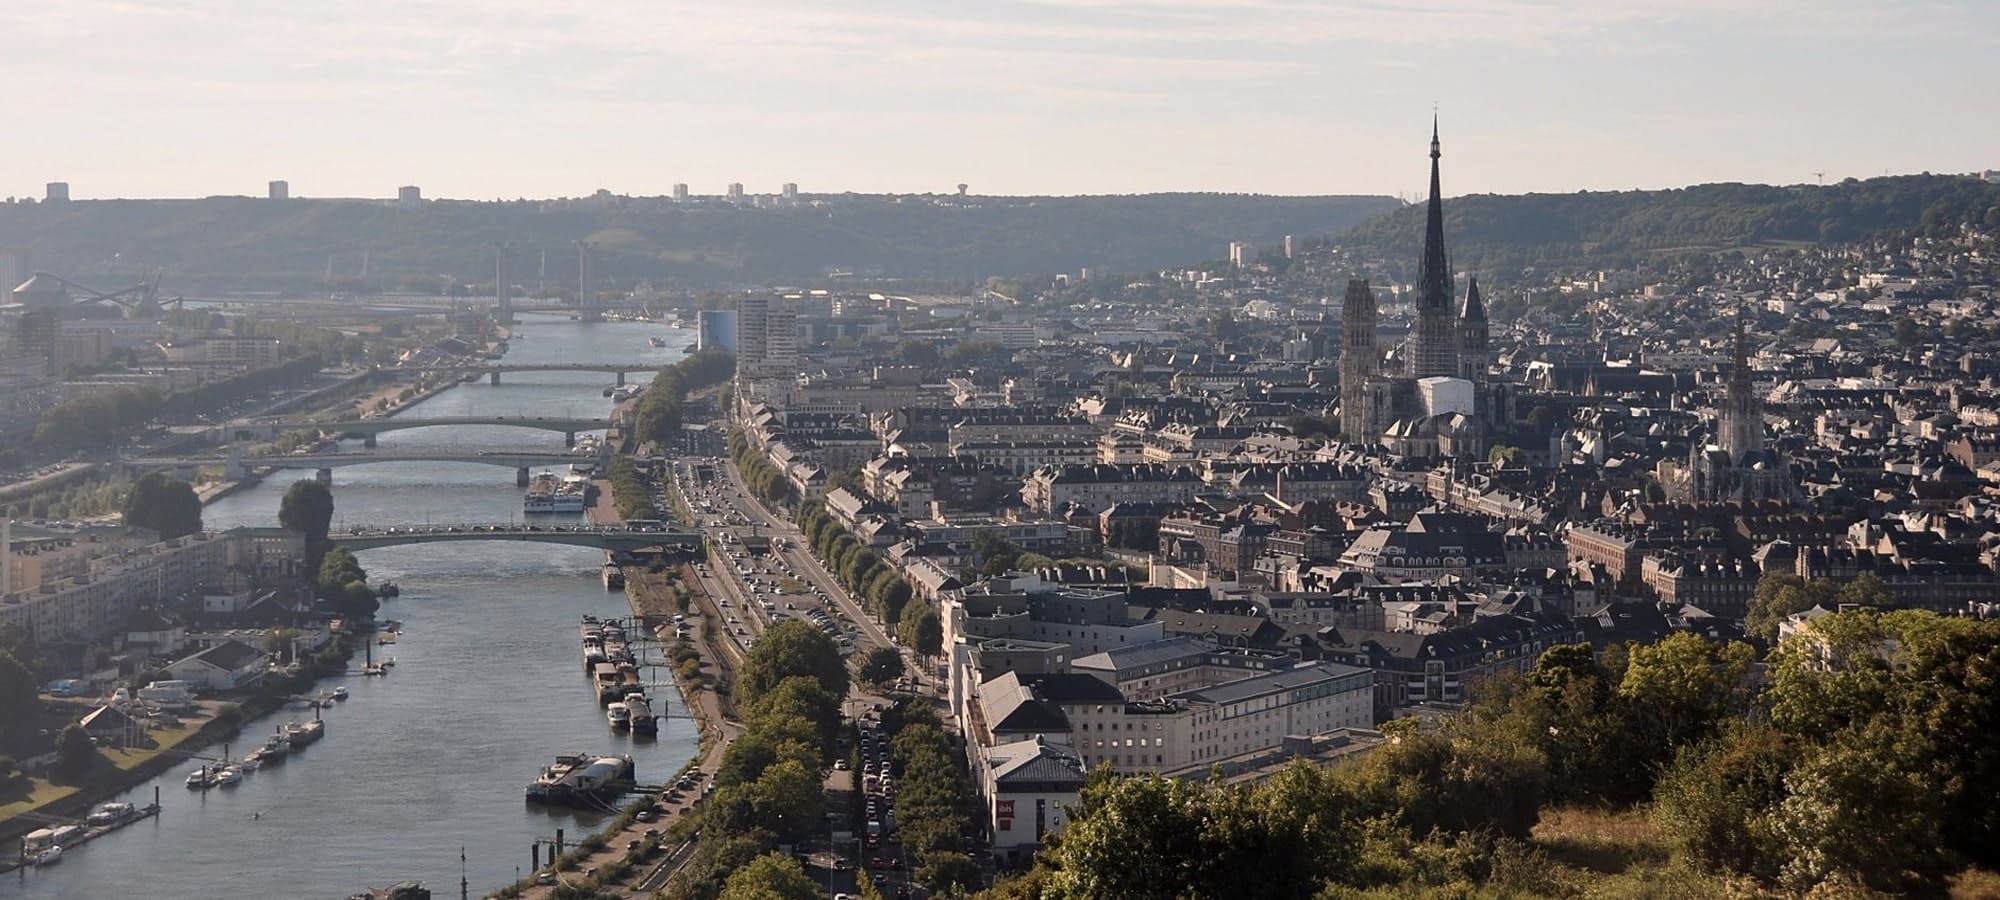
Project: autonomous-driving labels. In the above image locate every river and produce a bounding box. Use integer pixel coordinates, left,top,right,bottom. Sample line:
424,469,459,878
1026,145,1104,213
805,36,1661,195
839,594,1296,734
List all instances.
4,314,701,900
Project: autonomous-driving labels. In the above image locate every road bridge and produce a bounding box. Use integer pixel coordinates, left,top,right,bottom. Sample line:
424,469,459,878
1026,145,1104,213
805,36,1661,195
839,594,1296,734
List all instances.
225,415,614,447
266,524,705,553
129,449,594,484
385,362,663,385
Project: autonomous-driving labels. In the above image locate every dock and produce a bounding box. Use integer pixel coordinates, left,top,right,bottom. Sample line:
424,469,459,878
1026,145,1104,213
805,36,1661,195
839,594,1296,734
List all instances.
2,799,162,874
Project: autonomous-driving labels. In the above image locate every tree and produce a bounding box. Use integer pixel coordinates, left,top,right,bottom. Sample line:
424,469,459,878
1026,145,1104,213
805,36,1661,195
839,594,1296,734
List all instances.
1745,572,1830,645
739,620,848,705
1617,632,1755,751
122,472,203,539
279,478,335,565
718,851,820,900
1650,722,1795,879
1487,444,1526,466
859,647,904,687
0,652,37,748
749,758,827,844
52,724,99,781
1770,735,1950,895
747,675,843,760
899,603,942,658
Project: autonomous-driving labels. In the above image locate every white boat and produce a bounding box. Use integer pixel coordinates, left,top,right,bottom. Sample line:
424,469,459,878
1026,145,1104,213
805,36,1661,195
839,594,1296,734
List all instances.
261,733,291,757
237,755,261,772
31,846,62,866
87,802,135,826
214,766,243,786
186,767,211,789
607,703,632,730
333,686,350,701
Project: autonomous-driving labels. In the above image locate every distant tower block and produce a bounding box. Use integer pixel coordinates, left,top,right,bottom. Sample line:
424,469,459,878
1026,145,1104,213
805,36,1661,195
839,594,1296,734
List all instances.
726,183,745,203
781,182,799,202
397,185,422,207
672,183,690,203
269,180,289,200
44,182,69,203
494,242,513,324
576,242,601,323
1283,235,1296,259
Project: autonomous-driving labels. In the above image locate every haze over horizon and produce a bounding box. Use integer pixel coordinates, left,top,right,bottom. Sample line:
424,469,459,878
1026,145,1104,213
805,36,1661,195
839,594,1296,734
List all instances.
3,0,1996,202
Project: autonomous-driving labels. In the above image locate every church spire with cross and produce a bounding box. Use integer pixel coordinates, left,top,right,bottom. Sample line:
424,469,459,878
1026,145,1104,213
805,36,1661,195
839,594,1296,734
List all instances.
1408,114,1461,378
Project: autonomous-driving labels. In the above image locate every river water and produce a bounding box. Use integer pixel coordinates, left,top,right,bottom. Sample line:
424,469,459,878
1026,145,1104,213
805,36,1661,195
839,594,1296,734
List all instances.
4,314,700,900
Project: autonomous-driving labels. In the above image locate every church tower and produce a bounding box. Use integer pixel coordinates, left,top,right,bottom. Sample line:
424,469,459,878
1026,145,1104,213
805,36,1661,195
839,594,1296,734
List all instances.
1718,314,1761,460
1408,118,1461,379
1458,276,1489,382
1338,278,1379,445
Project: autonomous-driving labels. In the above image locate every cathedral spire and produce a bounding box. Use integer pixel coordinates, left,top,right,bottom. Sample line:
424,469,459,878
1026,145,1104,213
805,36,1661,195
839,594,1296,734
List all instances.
1409,116,1460,378
1419,118,1450,315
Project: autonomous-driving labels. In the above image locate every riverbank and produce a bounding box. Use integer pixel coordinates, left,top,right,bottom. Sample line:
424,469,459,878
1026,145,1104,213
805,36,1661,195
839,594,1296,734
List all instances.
0,693,286,853
502,567,742,899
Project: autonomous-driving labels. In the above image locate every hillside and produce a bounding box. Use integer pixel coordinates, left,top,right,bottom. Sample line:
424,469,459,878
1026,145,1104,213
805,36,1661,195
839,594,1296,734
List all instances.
1340,173,2000,277
0,193,1397,292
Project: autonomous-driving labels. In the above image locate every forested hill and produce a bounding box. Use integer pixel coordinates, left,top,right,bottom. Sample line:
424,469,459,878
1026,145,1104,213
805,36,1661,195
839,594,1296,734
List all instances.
1340,173,2000,274
0,192,1397,291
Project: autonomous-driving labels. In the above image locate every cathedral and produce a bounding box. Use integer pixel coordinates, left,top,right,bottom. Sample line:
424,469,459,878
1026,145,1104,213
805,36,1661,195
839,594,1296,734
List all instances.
1338,121,1503,458
1680,315,1797,502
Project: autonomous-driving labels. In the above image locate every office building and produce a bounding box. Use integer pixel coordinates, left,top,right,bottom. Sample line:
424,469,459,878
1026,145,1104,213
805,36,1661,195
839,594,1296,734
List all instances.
672,183,690,203
735,296,797,372
45,182,69,203
726,182,745,203
268,180,289,200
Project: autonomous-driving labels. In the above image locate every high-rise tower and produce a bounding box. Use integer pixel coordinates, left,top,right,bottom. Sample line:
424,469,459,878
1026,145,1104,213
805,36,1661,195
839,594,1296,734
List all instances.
1339,279,1380,445
1408,118,1461,379
1458,276,1489,381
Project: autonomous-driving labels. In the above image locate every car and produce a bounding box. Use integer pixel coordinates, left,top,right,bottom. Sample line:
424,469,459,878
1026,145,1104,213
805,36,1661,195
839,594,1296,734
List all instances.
833,759,849,770
536,872,556,886
636,809,657,822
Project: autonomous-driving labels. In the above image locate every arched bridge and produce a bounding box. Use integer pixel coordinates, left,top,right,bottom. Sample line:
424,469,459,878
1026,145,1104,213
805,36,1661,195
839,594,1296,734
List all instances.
386,362,667,385
226,416,614,445
315,524,702,552
128,450,593,483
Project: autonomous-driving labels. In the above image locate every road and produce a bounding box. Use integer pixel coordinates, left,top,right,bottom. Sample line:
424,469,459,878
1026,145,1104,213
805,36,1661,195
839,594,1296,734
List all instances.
707,455,894,652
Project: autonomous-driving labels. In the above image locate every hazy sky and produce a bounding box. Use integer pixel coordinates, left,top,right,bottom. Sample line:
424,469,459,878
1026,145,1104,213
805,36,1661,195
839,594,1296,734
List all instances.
4,0,1995,200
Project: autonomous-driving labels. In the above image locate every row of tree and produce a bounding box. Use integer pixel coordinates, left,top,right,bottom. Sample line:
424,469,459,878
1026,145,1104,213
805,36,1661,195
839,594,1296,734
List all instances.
728,429,795,507
981,608,2000,898
795,499,940,658
34,385,161,450
664,619,850,900
883,702,983,894
632,348,734,448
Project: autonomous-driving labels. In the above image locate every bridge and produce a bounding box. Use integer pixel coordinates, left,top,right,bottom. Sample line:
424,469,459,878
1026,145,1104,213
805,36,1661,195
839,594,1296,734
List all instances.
246,524,704,553
385,362,664,385
129,449,594,484
225,416,614,447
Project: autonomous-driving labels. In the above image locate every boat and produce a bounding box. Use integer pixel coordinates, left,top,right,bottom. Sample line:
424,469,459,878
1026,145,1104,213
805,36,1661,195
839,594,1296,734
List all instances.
377,634,398,645
378,581,401,599
601,564,625,590
214,765,243,786
236,756,261,773
286,718,325,748
649,336,668,348
86,802,136,827
31,846,62,866
333,686,350,701
523,472,588,513
263,731,291,756
626,695,657,736
348,882,432,900
607,702,632,730
523,753,636,807
186,767,211,789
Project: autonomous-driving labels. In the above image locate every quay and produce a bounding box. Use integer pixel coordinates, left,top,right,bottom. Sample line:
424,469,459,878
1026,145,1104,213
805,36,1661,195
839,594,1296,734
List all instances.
1,796,163,875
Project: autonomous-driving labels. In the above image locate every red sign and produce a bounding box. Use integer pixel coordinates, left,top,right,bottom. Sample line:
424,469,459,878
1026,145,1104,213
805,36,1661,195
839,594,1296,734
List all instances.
996,800,1015,816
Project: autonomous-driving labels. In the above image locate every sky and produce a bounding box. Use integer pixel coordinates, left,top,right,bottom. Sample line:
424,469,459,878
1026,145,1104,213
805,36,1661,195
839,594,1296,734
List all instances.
1,0,1996,201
